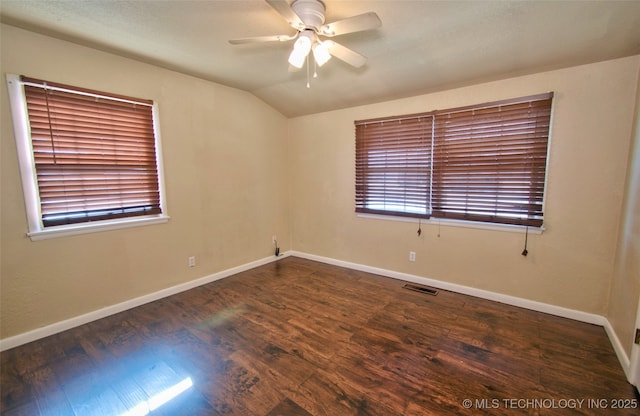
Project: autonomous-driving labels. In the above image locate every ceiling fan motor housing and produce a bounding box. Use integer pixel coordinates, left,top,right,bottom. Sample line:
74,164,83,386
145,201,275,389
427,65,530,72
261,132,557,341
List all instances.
291,0,326,29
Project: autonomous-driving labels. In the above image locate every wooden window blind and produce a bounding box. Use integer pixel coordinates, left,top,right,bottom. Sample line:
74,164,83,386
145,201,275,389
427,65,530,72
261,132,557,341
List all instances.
355,92,553,227
355,114,433,218
432,93,553,227
21,76,162,227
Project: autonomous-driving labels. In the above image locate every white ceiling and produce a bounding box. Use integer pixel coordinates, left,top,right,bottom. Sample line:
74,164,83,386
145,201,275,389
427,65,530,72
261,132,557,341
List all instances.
1,0,640,117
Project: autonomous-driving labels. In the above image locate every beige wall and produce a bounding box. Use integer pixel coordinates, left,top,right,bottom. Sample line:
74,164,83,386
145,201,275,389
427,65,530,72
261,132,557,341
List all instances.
289,55,640,316
607,67,640,358
2,22,640,351
0,25,290,339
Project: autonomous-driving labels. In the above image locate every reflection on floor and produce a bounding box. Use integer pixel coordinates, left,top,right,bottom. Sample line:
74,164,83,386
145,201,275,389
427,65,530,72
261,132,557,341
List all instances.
1,257,638,415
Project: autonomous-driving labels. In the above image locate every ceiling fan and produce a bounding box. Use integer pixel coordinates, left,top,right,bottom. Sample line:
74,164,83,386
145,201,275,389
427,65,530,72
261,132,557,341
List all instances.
229,0,381,71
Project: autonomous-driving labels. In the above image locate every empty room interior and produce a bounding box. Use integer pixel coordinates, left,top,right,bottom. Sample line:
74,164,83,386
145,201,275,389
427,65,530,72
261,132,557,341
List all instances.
1,0,640,415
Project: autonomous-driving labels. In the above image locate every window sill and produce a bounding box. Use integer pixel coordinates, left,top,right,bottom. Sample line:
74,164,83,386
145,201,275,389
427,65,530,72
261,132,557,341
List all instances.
356,213,544,235
27,215,170,241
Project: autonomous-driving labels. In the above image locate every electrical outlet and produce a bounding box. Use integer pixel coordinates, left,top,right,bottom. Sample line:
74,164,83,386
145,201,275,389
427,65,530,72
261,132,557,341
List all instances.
409,251,416,262
188,256,196,267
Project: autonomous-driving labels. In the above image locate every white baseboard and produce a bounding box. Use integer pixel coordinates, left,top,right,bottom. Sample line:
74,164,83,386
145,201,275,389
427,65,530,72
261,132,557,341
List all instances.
1,249,633,384
604,319,632,382
0,252,289,352
290,251,605,324
289,250,634,382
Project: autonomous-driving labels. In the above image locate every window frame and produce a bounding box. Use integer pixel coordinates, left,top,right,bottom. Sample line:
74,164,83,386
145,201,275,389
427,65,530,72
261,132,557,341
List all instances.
6,74,169,240
354,93,554,229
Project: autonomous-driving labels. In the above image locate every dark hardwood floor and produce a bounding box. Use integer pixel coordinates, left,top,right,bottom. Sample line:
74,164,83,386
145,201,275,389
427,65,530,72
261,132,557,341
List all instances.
1,256,638,415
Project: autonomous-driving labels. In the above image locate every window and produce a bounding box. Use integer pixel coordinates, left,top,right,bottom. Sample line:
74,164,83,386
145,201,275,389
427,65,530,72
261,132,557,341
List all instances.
355,93,553,227
7,74,168,239
355,114,433,218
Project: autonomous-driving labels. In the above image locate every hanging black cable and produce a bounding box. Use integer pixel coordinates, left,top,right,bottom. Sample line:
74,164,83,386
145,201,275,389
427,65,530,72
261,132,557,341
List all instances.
521,226,529,256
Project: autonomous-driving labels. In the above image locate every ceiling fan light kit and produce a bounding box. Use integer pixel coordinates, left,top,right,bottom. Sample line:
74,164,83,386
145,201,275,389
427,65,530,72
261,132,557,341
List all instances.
288,30,313,68
312,41,331,66
229,0,381,85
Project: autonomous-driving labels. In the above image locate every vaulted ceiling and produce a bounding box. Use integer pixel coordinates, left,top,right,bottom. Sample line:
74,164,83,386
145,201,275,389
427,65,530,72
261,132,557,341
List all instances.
2,1,639,117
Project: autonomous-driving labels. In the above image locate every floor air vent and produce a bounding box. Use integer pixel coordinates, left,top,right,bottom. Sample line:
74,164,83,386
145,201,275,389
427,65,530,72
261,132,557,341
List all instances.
403,283,438,296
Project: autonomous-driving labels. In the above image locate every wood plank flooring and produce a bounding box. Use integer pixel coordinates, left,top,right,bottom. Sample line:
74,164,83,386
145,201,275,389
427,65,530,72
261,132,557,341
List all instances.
1,256,638,415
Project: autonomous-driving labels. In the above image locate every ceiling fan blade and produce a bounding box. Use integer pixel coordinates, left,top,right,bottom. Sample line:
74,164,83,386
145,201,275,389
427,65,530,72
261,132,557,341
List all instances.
325,40,367,68
266,0,306,31
229,34,297,45
319,12,381,37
